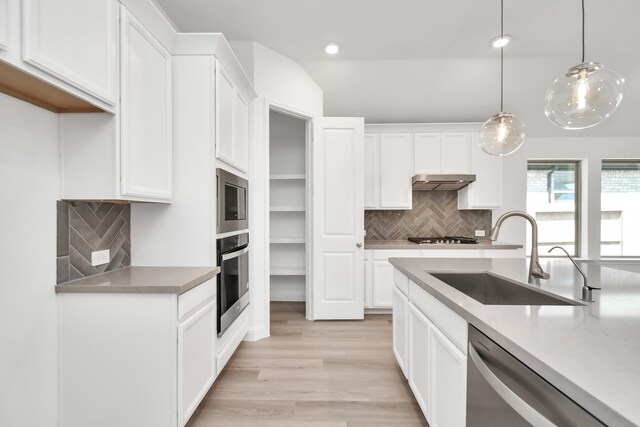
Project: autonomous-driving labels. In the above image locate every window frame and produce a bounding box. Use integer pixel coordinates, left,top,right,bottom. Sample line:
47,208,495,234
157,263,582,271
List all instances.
600,159,640,259
527,160,582,258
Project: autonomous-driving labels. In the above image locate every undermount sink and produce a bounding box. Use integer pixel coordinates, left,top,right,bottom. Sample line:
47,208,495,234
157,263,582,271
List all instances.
428,272,582,306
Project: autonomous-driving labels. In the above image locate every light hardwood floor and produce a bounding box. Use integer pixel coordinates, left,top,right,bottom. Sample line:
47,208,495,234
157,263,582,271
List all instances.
186,302,428,427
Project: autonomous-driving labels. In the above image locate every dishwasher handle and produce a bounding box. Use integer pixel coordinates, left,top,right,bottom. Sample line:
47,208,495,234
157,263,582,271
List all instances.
468,344,556,427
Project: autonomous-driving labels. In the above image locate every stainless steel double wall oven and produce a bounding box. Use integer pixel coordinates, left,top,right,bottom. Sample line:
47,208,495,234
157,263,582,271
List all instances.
216,168,249,337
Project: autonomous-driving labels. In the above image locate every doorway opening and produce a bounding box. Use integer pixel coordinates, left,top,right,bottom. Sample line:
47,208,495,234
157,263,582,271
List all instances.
268,108,312,320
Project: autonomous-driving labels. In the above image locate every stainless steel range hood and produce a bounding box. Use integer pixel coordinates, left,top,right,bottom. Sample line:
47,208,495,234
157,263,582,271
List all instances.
412,174,476,191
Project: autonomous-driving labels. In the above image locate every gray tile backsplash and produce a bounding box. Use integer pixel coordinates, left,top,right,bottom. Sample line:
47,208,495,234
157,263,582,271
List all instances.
365,191,492,240
56,201,131,284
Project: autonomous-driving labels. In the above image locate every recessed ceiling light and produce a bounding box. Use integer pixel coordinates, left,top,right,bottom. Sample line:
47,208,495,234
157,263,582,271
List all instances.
325,43,340,55
491,35,512,48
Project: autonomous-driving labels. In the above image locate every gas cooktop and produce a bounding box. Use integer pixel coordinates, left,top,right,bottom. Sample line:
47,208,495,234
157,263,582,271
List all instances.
407,236,478,245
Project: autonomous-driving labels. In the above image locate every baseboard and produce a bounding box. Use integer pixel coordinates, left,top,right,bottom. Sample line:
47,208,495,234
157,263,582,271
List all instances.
244,324,270,342
365,308,392,315
270,290,305,302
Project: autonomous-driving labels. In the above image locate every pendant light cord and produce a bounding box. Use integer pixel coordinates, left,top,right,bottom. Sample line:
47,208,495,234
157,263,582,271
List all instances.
581,0,585,63
500,0,504,112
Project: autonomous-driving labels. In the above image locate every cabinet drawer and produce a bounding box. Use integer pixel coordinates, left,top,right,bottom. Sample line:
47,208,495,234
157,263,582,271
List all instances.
408,280,467,353
393,267,409,296
178,278,215,321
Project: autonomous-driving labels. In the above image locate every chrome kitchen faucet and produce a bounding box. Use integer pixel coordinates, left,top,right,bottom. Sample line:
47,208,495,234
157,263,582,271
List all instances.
490,211,550,281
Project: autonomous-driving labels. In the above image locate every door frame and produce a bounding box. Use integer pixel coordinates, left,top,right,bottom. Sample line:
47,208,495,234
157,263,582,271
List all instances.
264,100,315,325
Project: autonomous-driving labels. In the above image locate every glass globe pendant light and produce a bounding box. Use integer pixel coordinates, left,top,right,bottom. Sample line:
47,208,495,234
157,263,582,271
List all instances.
479,0,525,156
544,0,624,129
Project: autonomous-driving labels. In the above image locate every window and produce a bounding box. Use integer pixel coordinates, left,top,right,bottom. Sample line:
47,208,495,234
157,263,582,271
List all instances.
601,161,640,257
527,161,580,256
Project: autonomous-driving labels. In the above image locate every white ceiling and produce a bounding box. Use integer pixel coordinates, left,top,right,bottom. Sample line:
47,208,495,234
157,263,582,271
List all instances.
156,0,640,136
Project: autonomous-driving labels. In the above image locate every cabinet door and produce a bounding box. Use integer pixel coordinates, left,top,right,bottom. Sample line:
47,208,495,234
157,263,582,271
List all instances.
216,62,236,166
408,303,431,419
392,286,409,378
429,325,467,427
235,90,249,172
459,132,503,209
120,8,172,200
440,133,471,174
414,133,441,174
364,133,380,209
178,299,216,426
372,260,393,307
22,0,117,104
379,133,412,209
0,0,8,51
364,259,373,308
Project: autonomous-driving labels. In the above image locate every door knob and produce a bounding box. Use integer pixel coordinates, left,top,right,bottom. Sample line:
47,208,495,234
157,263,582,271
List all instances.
356,243,363,248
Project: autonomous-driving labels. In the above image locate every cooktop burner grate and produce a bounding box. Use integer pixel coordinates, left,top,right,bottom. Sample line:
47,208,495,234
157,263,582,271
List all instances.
407,236,478,245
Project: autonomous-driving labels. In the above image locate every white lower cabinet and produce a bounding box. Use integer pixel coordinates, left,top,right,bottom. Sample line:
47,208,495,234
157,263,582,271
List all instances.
373,260,394,307
59,278,219,427
429,324,467,427
408,302,431,417
393,269,468,427
177,299,216,426
392,286,409,378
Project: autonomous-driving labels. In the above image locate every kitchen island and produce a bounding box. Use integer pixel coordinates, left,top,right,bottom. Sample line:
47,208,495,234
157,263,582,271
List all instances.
390,257,640,427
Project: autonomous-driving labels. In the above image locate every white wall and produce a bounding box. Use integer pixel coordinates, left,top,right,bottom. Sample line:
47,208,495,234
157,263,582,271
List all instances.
498,137,640,260
0,93,60,426
230,41,322,340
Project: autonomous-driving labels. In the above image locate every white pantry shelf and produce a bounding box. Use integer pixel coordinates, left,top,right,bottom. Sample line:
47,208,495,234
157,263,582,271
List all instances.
270,174,305,180
270,266,306,276
270,237,305,244
270,206,305,212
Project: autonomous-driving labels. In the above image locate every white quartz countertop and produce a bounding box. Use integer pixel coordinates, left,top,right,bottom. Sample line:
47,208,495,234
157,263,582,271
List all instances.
364,239,522,250
389,257,640,427
55,266,220,294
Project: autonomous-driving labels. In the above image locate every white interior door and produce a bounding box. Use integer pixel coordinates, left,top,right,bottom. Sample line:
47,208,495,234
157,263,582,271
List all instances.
312,117,365,319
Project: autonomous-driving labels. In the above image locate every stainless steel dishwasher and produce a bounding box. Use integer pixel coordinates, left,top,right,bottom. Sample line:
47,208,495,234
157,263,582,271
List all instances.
467,326,605,427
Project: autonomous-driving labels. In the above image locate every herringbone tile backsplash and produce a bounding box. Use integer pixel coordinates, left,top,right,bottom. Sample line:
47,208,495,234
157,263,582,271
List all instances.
56,201,131,284
365,191,491,240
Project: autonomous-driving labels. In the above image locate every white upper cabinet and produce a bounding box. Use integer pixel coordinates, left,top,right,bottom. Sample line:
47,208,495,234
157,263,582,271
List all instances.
380,133,412,209
458,132,503,209
235,90,249,172
364,133,380,208
0,0,8,51
414,133,441,174
61,5,174,202
440,132,471,174
216,63,236,166
367,124,502,210
365,132,412,210
120,7,172,200
22,0,117,105
215,60,250,173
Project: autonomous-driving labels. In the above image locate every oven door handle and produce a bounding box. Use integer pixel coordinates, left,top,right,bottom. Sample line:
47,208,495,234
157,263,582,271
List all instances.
221,246,249,261
468,344,556,427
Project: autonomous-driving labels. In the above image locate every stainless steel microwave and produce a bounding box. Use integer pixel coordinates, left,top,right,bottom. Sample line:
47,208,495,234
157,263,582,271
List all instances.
217,168,248,234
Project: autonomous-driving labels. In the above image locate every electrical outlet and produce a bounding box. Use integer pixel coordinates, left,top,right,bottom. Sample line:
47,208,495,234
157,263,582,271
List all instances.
91,249,110,266
475,230,486,237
